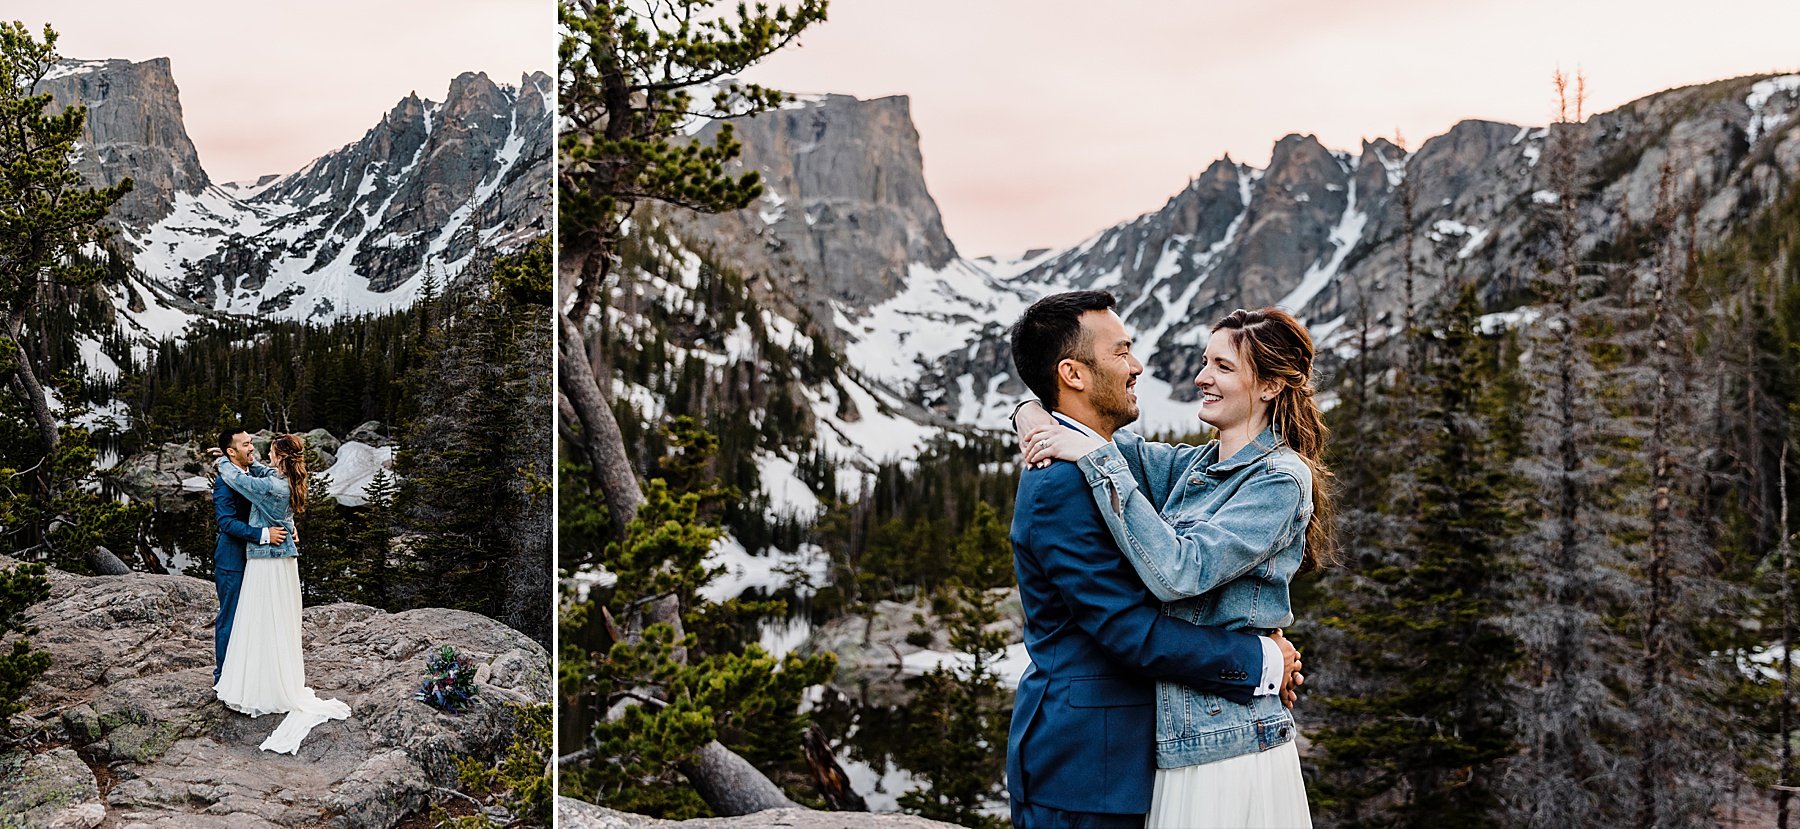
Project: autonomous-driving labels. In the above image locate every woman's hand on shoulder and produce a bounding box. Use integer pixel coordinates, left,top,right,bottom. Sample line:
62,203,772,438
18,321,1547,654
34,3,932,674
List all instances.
1022,425,1101,467
1014,401,1061,467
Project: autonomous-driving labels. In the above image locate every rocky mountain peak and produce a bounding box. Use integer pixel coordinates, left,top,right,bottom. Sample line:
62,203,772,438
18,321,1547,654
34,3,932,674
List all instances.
680,93,959,317
105,65,551,328
39,57,208,226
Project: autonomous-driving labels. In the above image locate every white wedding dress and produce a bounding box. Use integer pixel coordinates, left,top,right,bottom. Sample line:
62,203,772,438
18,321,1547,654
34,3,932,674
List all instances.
212,469,352,754
214,556,351,753
1147,739,1312,828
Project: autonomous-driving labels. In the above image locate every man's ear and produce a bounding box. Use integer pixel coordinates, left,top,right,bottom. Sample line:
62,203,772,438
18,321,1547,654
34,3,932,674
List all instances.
1056,358,1087,393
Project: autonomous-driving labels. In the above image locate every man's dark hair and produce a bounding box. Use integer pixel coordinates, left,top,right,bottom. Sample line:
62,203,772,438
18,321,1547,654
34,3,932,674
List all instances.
1009,290,1117,411
218,426,249,452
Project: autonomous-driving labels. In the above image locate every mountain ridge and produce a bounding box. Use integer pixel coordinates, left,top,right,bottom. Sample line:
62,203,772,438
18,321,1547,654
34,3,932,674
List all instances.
40,58,552,341
634,70,1800,456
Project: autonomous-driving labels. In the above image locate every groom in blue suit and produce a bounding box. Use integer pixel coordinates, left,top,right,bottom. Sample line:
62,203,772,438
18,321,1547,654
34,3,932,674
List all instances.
1005,291,1298,827
212,427,286,683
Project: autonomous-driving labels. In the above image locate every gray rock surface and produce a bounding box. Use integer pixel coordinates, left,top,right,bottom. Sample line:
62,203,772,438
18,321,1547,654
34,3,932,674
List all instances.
38,58,208,226
5,557,550,828
801,590,1022,707
302,428,343,456
557,798,961,829
347,421,388,447
0,747,106,828
685,94,959,317
111,442,205,501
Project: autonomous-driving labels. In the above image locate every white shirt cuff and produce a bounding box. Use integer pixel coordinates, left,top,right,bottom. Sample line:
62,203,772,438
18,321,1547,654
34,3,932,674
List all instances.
259,527,271,545
1254,636,1283,696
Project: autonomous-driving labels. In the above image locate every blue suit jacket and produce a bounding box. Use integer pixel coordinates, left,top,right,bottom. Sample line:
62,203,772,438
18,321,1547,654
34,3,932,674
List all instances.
1007,442,1262,815
212,468,261,572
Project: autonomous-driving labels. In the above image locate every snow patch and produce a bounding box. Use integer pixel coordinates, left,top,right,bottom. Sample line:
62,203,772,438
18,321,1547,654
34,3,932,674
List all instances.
758,186,787,225
841,259,1034,389
1430,219,1491,260
319,441,395,507
1276,180,1366,316
77,337,121,381
758,451,822,520
900,642,1033,689
44,60,112,82
1746,74,1800,144
701,536,830,603
1478,306,1542,334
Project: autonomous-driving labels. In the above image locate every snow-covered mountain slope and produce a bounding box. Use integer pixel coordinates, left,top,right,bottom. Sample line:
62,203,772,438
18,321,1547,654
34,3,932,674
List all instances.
42,59,552,335
649,73,1800,449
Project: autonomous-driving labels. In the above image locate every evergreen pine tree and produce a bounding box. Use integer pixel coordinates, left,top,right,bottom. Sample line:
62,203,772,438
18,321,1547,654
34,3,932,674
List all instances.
1312,284,1522,828
0,22,132,460
560,421,834,817
896,581,1011,829
1502,71,1640,827
0,560,51,732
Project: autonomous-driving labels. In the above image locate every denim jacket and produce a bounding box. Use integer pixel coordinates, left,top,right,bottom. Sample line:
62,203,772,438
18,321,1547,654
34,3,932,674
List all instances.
215,458,299,559
1074,424,1312,768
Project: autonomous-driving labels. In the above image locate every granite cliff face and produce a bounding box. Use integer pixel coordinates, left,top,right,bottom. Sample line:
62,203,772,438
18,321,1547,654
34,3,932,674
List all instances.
656,73,1800,430
43,59,551,332
683,94,959,316
38,58,208,227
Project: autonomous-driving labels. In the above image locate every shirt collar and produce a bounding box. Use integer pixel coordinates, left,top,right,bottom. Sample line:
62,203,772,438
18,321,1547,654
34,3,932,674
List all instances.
1207,423,1282,474
1049,411,1109,443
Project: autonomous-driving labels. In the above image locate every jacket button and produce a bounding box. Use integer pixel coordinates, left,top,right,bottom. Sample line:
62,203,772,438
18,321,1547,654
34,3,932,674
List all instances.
1190,478,1201,485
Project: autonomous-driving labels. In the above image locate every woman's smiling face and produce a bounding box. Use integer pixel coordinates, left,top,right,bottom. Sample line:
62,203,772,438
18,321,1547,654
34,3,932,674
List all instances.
1194,328,1274,432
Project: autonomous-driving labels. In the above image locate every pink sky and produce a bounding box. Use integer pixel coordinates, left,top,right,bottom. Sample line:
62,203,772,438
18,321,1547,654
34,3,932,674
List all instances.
741,0,1800,257
11,0,550,184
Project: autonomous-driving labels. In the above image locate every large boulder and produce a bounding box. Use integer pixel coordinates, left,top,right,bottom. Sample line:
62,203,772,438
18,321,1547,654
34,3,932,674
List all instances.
112,442,206,501
0,747,105,828
347,421,388,447
302,427,343,455
5,558,550,828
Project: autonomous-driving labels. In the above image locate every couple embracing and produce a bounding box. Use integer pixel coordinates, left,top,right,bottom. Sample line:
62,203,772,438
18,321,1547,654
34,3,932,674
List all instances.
1006,291,1336,829
211,428,352,754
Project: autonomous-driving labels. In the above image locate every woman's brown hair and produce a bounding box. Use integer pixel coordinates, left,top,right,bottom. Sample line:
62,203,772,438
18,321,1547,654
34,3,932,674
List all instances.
271,433,309,515
1214,307,1339,573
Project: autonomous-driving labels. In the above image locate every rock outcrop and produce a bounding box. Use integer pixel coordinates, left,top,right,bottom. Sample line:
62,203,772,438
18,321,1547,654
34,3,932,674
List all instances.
1,558,550,828
683,94,959,316
557,798,961,829
38,58,209,227
111,427,381,503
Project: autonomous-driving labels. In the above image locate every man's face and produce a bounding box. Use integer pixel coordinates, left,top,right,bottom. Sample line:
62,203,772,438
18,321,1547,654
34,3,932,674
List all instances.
225,431,256,468
1071,310,1142,430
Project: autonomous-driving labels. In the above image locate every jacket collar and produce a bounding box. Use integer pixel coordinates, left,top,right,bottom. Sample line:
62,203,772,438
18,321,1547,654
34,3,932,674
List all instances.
1204,424,1282,475
1051,412,1108,443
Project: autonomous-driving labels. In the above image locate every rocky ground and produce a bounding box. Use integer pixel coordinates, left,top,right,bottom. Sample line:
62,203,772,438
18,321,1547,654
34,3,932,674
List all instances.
0,557,549,828
556,799,961,829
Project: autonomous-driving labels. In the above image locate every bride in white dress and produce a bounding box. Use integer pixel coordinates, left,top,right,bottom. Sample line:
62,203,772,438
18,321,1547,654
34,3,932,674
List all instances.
212,432,352,754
